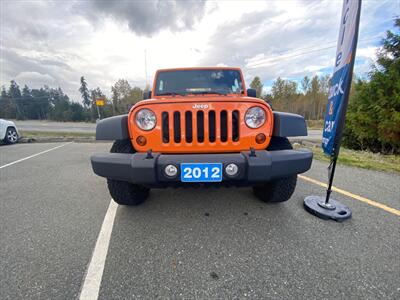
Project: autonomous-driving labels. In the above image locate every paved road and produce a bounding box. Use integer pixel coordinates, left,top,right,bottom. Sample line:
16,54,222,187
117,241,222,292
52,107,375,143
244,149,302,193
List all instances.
14,120,96,133
0,142,399,299
297,129,322,142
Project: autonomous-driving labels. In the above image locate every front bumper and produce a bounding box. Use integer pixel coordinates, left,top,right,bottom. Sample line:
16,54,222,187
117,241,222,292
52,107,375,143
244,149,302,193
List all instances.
91,150,313,187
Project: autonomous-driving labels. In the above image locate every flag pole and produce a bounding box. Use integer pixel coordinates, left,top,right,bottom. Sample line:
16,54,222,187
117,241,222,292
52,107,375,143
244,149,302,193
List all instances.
325,0,361,207
304,0,362,221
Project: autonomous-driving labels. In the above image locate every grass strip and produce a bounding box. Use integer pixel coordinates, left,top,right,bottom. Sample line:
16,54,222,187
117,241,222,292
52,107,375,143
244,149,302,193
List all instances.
20,130,95,139
302,144,400,174
306,120,324,129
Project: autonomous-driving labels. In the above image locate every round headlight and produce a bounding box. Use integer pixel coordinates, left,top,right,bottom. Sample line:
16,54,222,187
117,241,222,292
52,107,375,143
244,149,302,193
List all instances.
245,106,266,128
136,108,156,131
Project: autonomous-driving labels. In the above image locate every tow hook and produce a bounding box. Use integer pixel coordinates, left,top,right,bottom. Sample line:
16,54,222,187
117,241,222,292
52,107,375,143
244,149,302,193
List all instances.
146,149,154,159
249,147,257,157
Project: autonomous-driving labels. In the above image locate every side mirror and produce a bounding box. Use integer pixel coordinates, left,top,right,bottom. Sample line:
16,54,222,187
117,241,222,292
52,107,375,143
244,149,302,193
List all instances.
143,91,152,100
247,88,257,98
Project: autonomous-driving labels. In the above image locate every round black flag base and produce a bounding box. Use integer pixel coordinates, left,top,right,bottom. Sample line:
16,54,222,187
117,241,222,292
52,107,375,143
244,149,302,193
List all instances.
304,196,351,222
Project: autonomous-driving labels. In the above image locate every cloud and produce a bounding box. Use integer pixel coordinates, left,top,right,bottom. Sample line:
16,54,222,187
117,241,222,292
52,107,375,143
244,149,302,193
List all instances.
15,72,55,86
356,46,379,60
18,24,49,40
0,0,397,102
85,0,207,37
200,0,398,86
201,0,341,83
1,48,79,96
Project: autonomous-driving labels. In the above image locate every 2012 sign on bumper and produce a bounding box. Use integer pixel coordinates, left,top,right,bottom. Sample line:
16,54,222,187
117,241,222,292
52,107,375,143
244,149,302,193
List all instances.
180,163,222,182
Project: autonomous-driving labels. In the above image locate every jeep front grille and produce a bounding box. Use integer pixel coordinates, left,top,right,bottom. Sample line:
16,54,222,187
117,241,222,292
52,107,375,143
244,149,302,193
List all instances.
162,110,240,144
129,100,273,153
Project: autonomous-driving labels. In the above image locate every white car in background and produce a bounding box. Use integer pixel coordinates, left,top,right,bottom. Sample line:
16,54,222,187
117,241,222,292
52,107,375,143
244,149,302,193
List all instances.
0,119,19,144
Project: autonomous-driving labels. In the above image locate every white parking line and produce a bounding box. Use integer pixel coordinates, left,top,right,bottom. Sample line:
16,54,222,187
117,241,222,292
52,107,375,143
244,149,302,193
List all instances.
0,142,73,169
79,200,118,300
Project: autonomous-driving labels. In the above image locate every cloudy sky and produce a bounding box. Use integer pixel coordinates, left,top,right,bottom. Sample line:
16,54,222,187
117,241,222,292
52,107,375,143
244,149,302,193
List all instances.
1,0,398,101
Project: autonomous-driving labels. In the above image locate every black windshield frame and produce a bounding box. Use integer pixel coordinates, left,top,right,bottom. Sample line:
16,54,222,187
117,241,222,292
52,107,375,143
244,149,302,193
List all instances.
154,69,244,96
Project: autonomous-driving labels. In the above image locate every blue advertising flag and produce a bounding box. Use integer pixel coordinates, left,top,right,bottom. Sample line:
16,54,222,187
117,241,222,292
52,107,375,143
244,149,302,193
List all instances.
322,0,362,156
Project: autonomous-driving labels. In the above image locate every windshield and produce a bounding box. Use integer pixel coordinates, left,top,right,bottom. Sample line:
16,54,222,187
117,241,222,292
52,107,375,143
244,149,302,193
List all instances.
155,69,244,96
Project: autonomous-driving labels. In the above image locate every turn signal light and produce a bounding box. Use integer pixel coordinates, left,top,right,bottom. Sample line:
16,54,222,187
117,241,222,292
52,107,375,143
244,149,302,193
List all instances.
255,133,266,144
136,136,147,146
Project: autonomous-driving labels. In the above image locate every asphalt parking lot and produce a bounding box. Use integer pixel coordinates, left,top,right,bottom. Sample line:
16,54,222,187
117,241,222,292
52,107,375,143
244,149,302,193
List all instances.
1,142,399,299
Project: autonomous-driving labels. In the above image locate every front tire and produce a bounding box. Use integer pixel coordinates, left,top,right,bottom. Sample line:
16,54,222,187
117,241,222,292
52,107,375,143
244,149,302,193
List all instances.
253,137,297,203
5,127,18,144
253,176,297,203
107,179,149,206
107,140,150,206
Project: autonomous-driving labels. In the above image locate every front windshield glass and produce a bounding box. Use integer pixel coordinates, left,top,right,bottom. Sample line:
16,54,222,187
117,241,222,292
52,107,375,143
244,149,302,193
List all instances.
155,69,244,96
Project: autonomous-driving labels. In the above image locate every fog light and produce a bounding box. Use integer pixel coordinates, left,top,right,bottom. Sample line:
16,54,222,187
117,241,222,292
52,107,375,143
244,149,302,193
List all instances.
225,163,239,177
255,133,266,144
165,164,178,177
136,136,147,146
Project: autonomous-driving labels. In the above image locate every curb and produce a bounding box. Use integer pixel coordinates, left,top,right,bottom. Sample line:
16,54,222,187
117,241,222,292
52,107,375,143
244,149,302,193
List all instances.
18,137,100,144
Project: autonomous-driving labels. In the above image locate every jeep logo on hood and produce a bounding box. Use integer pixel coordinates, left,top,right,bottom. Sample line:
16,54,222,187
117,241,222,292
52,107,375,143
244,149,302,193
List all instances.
192,104,209,109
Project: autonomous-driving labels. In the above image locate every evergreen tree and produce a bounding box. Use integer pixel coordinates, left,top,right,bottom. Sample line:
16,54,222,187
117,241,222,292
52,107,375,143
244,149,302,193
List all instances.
0,86,16,119
8,80,23,119
111,79,132,113
79,76,91,108
344,18,400,153
301,76,311,94
250,76,263,98
271,77,298,113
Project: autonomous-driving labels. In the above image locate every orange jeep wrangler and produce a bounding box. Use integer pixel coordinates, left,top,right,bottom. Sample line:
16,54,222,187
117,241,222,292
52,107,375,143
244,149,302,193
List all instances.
91,67,313,205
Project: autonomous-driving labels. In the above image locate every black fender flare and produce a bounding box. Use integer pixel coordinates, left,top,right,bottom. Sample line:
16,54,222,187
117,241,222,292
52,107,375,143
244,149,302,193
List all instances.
272,112,308,137
95,115,129,140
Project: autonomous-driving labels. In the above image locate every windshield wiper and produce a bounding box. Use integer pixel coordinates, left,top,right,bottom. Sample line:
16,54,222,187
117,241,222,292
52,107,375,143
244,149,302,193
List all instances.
157,92,186,96
189,90,228,95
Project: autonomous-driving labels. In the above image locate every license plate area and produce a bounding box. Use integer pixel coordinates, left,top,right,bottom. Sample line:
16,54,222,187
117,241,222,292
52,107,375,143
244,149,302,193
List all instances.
180,163,222,182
